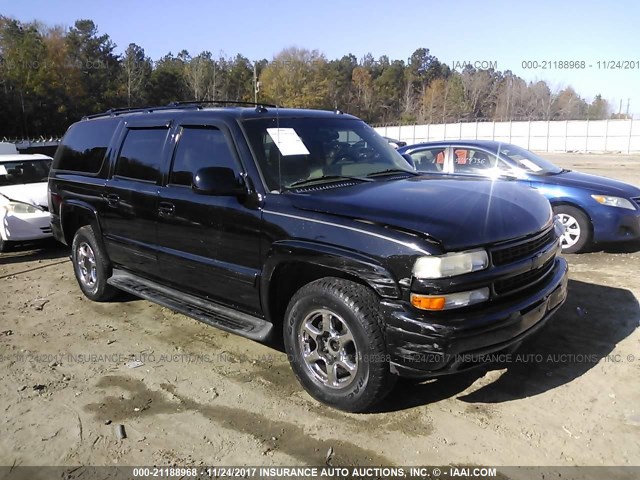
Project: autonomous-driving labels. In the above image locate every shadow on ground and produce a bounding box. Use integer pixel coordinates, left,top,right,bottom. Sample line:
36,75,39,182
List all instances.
0,240,68,265
376,279,639,411
593,239,640,254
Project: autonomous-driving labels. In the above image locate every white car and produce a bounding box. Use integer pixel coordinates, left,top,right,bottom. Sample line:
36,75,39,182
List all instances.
0,143,53,252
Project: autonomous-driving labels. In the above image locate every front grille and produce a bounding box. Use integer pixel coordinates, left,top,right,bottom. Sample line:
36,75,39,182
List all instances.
632,197,640,208
40,226,52,234
494,259,554,296
491,228,555,266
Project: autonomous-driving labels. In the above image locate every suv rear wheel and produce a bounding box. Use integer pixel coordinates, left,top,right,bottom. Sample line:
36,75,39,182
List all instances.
72,225,118,301
284,277,395,412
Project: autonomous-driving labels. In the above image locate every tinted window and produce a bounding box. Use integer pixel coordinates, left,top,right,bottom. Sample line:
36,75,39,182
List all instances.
452,148,498,174
169,127,237,186
0,159,51,186
53,118,119,173
115,128,168,182
411,147,446,173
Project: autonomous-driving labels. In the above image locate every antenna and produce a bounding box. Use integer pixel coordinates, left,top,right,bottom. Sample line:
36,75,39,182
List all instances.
276,103,282,193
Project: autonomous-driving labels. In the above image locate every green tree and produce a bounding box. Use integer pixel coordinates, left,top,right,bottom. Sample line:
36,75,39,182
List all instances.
66,19,121,115
148,53,188,105
121,43,152,106
259,47,328,108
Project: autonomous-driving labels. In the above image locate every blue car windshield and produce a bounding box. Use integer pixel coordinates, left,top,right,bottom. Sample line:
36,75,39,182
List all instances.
498,144,563,175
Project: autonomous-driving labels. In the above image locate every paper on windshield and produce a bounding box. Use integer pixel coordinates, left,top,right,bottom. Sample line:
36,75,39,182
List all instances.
0,165,7,175
267,128,310,156
519,159,542,172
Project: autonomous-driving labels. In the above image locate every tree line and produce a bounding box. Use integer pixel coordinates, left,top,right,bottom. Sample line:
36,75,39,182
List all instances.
0,17,613,138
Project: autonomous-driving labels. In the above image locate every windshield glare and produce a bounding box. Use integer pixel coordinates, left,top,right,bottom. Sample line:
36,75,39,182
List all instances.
0,159,52,186
242,117,412,191
498,144,562,174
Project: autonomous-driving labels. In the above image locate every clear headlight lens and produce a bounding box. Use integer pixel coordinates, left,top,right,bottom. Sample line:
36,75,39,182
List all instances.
413,249,489,279
411,288,490,310
590,195,636,210
3,202,40,214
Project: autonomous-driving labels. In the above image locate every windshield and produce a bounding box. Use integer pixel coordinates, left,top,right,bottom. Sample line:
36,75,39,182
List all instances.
497,144,562,174
242,117,412,191
0,159,52,186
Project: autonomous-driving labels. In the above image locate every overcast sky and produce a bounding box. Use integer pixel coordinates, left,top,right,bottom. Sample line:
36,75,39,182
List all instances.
3,0,639,116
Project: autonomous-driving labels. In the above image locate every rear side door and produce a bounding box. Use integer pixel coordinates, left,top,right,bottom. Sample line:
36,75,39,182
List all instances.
101,120,171,279
156,122,263,315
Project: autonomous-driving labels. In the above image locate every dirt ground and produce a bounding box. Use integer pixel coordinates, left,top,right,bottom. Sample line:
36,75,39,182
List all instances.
0,153,639,473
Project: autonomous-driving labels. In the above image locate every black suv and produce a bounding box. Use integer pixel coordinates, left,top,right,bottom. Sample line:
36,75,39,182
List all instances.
49,103,568,412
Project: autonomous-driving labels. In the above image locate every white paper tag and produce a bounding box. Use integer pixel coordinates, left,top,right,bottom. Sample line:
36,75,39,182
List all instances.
267,128,310,156
0,165,7,175
519,159,542,172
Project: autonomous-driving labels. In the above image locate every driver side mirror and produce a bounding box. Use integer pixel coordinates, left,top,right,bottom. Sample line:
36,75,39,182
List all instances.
192,167,245,196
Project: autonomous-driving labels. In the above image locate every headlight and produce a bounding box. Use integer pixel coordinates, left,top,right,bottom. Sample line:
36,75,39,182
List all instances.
412,249,489,279
411,288,490,310
3,201,40,214
590,195,636,210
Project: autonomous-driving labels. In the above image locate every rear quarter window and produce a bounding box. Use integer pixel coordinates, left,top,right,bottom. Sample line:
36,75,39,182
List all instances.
53,118,119,173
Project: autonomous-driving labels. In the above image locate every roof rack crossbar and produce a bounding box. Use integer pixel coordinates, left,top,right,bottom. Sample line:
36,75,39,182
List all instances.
167,100,279,108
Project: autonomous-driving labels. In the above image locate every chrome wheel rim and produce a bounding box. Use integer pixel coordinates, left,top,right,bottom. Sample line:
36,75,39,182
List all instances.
556,213,581,249
76,242,97,289
298,309,358,389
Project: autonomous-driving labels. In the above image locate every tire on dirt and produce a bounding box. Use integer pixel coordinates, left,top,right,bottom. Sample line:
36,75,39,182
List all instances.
283,277,396,412
71,225,118,302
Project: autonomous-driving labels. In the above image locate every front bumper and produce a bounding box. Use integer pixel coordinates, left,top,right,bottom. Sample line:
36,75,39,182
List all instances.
384,257,568,378
1,210,52,242
591,204,640,243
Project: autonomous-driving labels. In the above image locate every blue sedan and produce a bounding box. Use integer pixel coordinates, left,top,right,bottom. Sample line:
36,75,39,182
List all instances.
398,140,640,253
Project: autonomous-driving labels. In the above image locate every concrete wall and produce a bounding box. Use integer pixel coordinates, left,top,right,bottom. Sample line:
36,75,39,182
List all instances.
375,119,640,153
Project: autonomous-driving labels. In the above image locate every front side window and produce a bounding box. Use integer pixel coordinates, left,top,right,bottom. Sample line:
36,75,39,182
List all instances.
242,117,411,191
114,128,168,182
169,127,237,186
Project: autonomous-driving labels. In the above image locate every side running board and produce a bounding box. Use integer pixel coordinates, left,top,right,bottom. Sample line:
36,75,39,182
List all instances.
107,269,272,341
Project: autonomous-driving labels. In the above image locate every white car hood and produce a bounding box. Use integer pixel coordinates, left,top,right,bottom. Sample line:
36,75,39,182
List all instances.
0,182,49,208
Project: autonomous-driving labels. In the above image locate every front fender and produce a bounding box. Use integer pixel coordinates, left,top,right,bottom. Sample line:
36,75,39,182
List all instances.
261,239,401,310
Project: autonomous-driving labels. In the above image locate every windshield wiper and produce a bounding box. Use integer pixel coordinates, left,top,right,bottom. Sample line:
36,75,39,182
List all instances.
288,175,373,189
366,169,420,178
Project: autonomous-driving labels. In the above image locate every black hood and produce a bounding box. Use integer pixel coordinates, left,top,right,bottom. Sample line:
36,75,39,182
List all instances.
289,176,552,251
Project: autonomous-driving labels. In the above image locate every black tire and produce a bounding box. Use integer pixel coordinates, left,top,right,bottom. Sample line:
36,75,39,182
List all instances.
553,205,591,253
71,225,118,301
283,277,395,412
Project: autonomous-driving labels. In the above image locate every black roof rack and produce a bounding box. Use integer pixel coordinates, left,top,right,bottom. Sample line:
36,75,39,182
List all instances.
168,100,279,109
83,100,280,120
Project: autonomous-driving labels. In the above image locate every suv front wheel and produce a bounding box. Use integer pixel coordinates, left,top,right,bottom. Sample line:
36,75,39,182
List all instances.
72,225,118,302
284,277,395,412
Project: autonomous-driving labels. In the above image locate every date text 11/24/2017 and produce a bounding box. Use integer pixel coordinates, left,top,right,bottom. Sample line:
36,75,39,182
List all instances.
521,60,640,70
